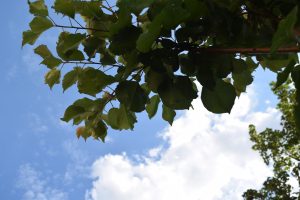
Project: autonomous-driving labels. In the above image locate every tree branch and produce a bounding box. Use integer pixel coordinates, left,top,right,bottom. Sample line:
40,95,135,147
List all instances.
191,46,300,54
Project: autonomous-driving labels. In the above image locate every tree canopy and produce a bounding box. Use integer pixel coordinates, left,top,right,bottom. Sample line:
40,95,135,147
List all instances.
243,80,300,199
23,0,300,142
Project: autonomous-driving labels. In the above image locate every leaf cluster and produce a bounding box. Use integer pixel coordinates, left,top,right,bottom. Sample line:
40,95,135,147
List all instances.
23,0,300,141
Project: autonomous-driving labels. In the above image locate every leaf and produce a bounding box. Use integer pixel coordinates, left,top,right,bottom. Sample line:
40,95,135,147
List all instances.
158,76,198,110
56,32,86,61
22,30,40,46
106,105,137,130
136,13,162,52
77,67,115,96
34,45,62,68
109,3,132,36
259,54,297,72
100,52,116,66
146,95,160,119
118,0,154,16
62,105,86,122
292,65,300,89
28,0,48,17
275,60,295,88
93,120,108,142
271,6,298,53
162,104,176,125
109,26,142,55
82,36,106,58
29,17,53,34
116,81,149,112
232,69,253,95
44,68,61,89
201,79,237,114
53,0,75,18
62,67,81,92
76,126,92,141
62,97,105,123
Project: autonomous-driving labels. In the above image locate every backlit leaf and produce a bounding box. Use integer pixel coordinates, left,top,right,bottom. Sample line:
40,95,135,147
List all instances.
45,68,61,89
53,0,75,18
116,81,148,112
201,79,236,114
146,95,160,119
106,105,137,130
162,104,176,125
271,7,298,53
28,0,48,16
22,30,40,46
77,67,115,96
29,17,53,34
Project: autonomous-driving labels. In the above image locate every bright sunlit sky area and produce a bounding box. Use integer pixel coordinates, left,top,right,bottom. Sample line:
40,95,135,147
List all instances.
0,1,283,200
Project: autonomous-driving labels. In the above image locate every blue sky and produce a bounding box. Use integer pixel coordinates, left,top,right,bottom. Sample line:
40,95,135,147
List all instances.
0,1,281,200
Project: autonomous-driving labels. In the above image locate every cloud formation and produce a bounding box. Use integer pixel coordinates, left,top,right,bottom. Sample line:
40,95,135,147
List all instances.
85,89,280,200
17,164,68,200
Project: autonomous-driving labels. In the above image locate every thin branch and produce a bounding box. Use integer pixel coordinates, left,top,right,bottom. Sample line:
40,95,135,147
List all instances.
192,46,300,54
62,60,123,68
53,24,108,32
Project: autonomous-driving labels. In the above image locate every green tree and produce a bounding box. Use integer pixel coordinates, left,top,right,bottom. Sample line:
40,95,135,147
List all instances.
23,0,300,142
243,80,300,199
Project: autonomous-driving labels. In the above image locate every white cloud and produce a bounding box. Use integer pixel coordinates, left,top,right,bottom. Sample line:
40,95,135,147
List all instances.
85,88,281,200
17,164,68,200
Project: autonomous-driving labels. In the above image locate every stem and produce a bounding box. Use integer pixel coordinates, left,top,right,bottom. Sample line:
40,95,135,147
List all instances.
62,61,123,68
192,46,300,54
54,24,108,32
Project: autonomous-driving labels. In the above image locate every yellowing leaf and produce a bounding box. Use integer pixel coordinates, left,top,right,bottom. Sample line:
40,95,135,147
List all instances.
45,69,61,89
29,17,53,34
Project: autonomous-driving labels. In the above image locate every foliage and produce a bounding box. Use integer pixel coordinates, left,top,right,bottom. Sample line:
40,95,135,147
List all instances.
243,80,300,199
23,0,300,142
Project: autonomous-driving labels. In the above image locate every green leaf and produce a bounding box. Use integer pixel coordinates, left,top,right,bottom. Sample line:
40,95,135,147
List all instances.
275,60,295,88
62,97,105,123
34,45,62,68
93,120,108,142
62,105,86,122
162,104,176,125
118,0,154,16
82,36,106,58
201,80,237,114
77,67,115,96
116,81,149,112
73,1,103,18
158,76,198,110
56,32,86,61
259,54,297,72
100,52,116,66
109,26,142,55
291,65,300,89
53,0,76,18
22,30,40,46
29,17,53,34
271,6,298,53
28,0,48,16
62,67,81,92
106,105,137,130
232,69,254,95
44,68,61,89
109,3,132,36
136,14,163,52
146,95,160,119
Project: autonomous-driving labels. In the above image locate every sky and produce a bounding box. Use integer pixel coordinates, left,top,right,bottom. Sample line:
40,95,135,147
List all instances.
0,1,283,200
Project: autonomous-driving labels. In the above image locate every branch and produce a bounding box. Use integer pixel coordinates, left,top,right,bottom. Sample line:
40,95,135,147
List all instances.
189,46,300,54
62,61,123,68
53,24,108,32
